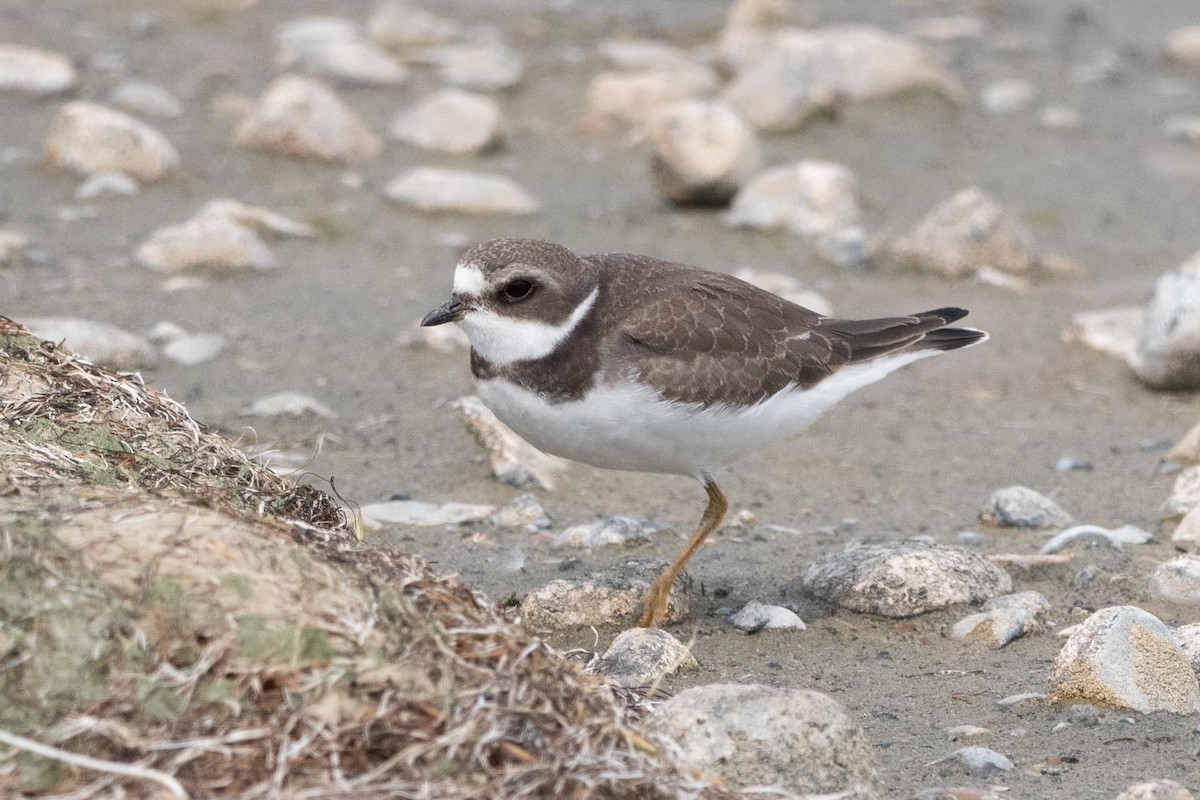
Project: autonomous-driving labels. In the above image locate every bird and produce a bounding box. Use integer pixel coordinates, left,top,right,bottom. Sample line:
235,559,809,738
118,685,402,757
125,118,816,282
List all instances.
422,238,988,627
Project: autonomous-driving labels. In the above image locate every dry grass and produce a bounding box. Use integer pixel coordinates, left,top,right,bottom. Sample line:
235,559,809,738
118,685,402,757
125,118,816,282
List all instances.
0,317,731,799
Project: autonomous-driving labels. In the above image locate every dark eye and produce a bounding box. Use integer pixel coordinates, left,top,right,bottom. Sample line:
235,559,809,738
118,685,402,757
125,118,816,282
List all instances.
502,279,535,301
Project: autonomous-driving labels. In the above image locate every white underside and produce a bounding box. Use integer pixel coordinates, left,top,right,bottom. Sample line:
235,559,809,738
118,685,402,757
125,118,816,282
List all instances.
476,349,939,478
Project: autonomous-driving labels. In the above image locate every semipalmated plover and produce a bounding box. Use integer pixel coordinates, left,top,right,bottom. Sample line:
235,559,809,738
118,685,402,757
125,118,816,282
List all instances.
423,238,987,626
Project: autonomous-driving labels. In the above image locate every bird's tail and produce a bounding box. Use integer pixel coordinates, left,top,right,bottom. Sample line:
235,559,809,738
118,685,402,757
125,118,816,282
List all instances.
821,307,989,362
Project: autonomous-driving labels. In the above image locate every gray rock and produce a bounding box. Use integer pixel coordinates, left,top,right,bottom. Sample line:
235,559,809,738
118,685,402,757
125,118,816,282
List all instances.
727,601,806,632
1116,780,1196,800
385,168,539,215
1048,606,1200,714
1163,465,1200,524
586,66,718,127
594,627,697,687
801,541,1012,618
235,75,382,165
1166,25,1200,67
1062,307,1145,364
110,79,183,118
43,102,179,183
1054,455,1092,472
996,692,1046,707
137,214,273,273
367,2,461,48
912,790,1006,800
1132,252,1200,389
1040,524,1153,555
891,188,1034,278
949,590,1050,647
275,16,408,87
520,558,692,629
431,42,524,91
197,199,317,239
361,500,495,528
161,333,224,365
725,160,862,241
1148,557,1200,605
76,172,140,200
1172,623,1200,677
647,100,761,207
981,79,1037,114
490,493,550,532
978,485,1074,530
552,515,664,549
389,89,501,154
0,45,76,96
1172,505,1200,545
649,683,880,797
930,746,1013,778
451,395,564,490
241,391,337,419
22,317,157,369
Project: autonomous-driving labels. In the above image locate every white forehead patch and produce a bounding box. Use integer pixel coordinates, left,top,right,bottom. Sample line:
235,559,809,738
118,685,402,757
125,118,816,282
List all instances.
462,287,598,367
453,262,488,297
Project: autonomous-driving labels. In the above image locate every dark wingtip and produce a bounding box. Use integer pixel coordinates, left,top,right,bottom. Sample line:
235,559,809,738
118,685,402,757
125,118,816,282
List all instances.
923,326,989,351
917,307,970,324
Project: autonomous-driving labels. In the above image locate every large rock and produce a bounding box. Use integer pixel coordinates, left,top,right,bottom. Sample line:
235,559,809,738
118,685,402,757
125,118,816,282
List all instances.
367,2,462,48
1163,465,1200,525
235,75,381,164
594,627,697,687
1117,781,1195,800
725,26,961,133
978,485,1074,530
0,45,76,96
275,17,408,87
1131,252,1200,389
109,79,183,118
389,89,501,154
520,558,691,630
43,101,179,183
21,318,157,369
1148,557,1200,605
891,188,1034,278
1172,505,1200,546
385,168,538,215
450,395,564,490
135,200,314,273
1048,606,1200,714
646,100,761,207
648,684,880,798
800,541,1012,618
586,66,718,127
949,590,1050,647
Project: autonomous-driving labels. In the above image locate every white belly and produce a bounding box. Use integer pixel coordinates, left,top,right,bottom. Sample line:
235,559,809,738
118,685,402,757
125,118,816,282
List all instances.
475,350,935,478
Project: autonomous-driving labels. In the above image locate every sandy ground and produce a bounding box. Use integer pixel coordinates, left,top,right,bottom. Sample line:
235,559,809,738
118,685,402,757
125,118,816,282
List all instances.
4,0,1200,796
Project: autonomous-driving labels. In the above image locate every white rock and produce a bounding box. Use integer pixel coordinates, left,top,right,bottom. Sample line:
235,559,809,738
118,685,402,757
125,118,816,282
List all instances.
1166,25,1200,66
801,541,1012,618
1163,465,1200,524
1048,606,1200,714
891,188,1034,278
586,67,719,127
716,0,800,73
732,268,833,315
552,516,664,549
727,601,806,632
241,392,337,418
276,18,409,87
0,45,76,96
936,746,1014,778
1164,115,1200,145
1116,780,1196,800
1173,624,1200,675
361,500,495,528
1061,307,1145,363
725,160,861,240
1167,420,1200,465
367,2,461,48
489,493,550,531
451,395,564,489
22,317,156,369
1131,252,1200,389
648,684,881,797
599,39,698,71
197,199,317,239
949,590,1050,647
725,26,961,133
594,627,697,687
397,319,471,352
0,230,29,264
907,16,986,42
110,79,183,118
161,333,224,365
389,89,501,154
430,42,524,91
1172,505,1200,545
385,168,539,215
978,486,1074,529
43,101,180,183
981,79,1037,114
944,724,990,740
235,75,382,165
75,172,140,200
136,215,274,273
1148,557,1200,605
1039,524,1153,555
520,558,692,629
646,100,761,207
1040,105,1081,130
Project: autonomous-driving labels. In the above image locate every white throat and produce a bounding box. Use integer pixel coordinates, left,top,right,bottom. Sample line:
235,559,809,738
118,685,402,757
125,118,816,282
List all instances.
461,286,598,366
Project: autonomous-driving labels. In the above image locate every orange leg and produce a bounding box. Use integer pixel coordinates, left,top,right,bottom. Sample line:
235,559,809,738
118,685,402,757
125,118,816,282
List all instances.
639,477,728,627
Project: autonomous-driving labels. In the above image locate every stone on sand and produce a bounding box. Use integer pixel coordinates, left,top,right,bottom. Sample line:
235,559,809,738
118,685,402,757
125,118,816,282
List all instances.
891,188,1034,278
430,42,524,91
360,499,495,528
0,230,29,264
586,66,719,127
800,541,1012,618
647,100,761,207
385,168,539,215
594,627,697,688
980,79,1037,114
1163,465,1200,524
1164,115,1200,145
552,515,663,549
389,89,501,154
1039,524,1152,555
1171,505,1200,546
161,333,224,366
930,746,1014,779
241,391,336,418
949,590,1050,647
367,2,462,48
235,75,382,164
1173,624,1200,676
43,101,179,183
76,172,140,200
599,39,698,72
136,200,312,274
1131,251,1200,389
1116,780,1195,800
648,683,880,798
451,395,564,490
22,317,157,369
0,45,76,96
1048,606,1200,714
520,558,691,630
727,601,806,632
1148,557,1200,605
1165,25,1200,66
110,79,183,118
489,493,550,532
1061,307,1145,364
1167,420,1200,465
978,486,1074,530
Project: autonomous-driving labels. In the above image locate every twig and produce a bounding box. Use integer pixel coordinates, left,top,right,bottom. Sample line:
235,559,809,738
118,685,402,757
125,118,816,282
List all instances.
0,727,188,799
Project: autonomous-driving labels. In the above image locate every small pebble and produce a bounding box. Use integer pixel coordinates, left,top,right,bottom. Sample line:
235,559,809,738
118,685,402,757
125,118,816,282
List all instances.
1054,456,1092,472
727,601,806,632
